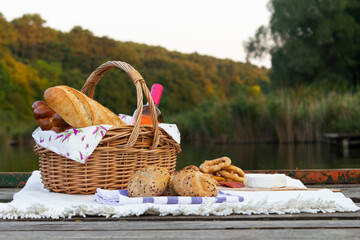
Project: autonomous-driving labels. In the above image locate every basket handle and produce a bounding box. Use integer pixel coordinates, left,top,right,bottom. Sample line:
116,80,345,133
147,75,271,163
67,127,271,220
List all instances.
80,61,160,149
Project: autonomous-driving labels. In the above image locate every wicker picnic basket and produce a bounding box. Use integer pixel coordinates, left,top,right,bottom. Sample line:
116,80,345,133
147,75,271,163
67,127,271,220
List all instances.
33,61,181,194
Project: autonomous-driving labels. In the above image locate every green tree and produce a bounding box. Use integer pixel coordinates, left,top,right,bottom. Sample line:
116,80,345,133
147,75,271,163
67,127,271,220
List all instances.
11,14,47,60
0,13,16,53
0,54,44,125
0,11,271,141
245,0,360,88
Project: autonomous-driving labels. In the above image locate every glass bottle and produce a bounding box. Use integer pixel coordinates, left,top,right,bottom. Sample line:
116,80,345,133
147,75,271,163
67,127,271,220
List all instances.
131,83,164,125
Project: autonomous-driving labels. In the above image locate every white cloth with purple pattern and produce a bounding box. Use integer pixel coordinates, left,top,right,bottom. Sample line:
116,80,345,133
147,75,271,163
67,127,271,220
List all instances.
32,125,112,164
32,114,180,164
95,189,243,206
0,171,359,219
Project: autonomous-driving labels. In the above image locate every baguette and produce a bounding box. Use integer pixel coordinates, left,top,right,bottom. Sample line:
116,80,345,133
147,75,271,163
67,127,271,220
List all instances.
44,85,126,128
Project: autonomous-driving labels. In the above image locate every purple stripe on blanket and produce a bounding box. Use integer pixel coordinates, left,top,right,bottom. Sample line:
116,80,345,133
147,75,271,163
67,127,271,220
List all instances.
119,189,129,197
215,197,227,203
95,188,244,206
219,191,231,196
191,197,203,204
167,196,179,204
143,197,155,203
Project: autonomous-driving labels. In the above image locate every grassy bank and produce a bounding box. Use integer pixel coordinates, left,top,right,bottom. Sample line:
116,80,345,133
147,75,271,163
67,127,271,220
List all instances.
171,87,360,144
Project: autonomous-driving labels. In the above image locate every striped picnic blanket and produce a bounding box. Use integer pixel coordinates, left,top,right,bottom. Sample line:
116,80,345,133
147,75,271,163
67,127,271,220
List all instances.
95,189,244,206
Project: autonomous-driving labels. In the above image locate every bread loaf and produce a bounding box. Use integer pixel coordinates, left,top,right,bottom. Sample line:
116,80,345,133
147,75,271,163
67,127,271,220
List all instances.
127,166,170,197
161,185,179,196
170,168,218,197
44,85,125,128
32,100,70,133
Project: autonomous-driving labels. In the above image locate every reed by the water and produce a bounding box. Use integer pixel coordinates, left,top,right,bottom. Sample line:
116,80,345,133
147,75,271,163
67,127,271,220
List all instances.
2,86,359,146
173,87,360,144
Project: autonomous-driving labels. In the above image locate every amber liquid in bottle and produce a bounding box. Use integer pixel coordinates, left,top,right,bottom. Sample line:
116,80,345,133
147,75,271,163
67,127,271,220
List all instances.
131,84,163,125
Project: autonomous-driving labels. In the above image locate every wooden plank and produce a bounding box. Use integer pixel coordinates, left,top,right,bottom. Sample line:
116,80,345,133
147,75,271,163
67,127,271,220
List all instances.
0,188,20,203
323,133,360,155
323,133,360,139
310,184,360,202
1,220,360,231
2,169,360,187
246,169,360,184
0,172,31,187
0,229,359,239
1,208,360,222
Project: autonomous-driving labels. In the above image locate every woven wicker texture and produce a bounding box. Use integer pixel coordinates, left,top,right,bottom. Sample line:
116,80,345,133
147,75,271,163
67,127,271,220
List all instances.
34,61,181,194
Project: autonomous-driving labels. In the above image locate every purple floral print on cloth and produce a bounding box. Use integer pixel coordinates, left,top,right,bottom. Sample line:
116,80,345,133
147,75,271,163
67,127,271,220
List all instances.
32,125,113,164
32,114,181,164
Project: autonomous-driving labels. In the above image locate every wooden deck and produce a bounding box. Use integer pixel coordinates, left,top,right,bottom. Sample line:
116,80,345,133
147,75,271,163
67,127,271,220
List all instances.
1,184,360,239
323,133,360,158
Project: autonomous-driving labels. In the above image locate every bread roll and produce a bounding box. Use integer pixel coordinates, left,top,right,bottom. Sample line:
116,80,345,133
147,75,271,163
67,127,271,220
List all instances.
181,165,200,172
32,100,71,133
127,166,170,197
161,185,179,196
170,168,218,197
44,85,125,128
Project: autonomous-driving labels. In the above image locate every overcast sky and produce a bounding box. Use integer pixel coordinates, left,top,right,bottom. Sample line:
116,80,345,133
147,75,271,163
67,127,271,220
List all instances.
1,0,271,68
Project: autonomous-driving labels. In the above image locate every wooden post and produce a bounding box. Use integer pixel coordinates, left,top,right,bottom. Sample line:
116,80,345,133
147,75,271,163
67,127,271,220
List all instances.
343,138,349,158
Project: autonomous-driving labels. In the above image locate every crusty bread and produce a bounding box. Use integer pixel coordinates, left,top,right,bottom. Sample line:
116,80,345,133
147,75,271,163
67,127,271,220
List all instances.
181,165,200,172
170,168,218,197
32,100,71,133
161,185,179,196
44,85,125,128
127,166,170,197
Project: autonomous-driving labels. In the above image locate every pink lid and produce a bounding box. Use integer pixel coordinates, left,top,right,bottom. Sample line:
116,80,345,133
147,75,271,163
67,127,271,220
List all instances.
150,84,163,106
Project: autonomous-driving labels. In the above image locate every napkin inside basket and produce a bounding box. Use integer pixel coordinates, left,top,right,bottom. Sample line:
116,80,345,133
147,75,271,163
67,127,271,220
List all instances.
32,114,180,164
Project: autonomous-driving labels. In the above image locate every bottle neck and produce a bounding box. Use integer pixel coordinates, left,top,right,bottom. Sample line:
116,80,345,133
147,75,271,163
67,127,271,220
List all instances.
150,83,163,106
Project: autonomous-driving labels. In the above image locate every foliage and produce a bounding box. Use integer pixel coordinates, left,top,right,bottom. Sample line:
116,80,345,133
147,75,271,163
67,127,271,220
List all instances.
171,86,360,144
0,13,270,141
245,0,360,88
3,10,358,145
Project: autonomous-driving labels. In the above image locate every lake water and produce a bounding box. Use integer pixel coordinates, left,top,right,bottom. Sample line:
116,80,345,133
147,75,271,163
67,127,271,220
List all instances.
1,142,360,172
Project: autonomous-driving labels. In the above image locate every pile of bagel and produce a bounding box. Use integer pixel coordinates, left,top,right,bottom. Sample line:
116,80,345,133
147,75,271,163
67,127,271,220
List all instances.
199,156,245,183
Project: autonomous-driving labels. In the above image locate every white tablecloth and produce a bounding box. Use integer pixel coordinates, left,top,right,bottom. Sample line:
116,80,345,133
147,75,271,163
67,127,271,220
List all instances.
0,171,358,219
